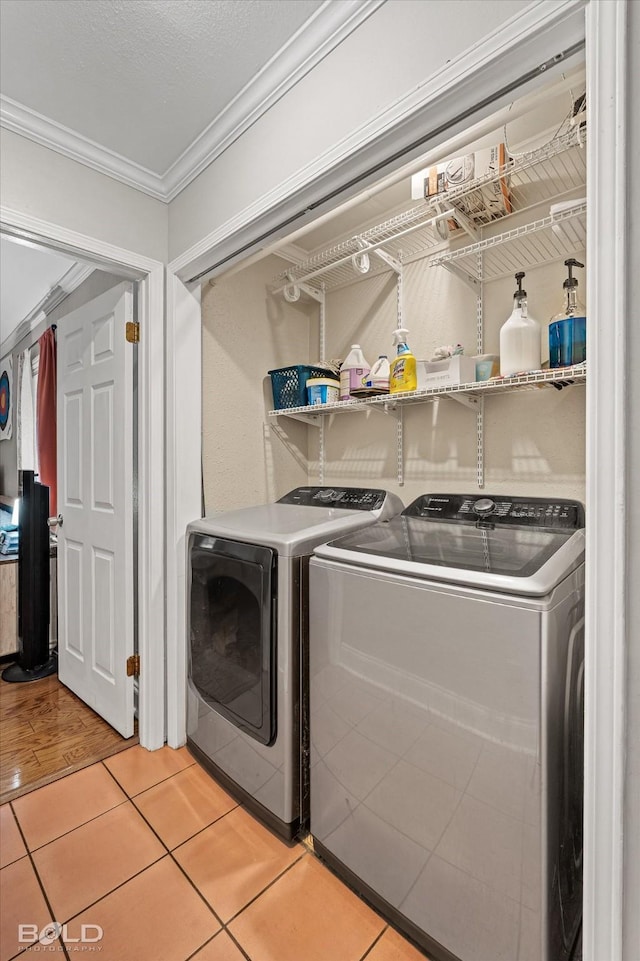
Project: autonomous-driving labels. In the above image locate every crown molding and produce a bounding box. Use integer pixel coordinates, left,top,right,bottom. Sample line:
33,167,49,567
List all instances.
162,0,385,201
0,0,384,205
0,96,167,200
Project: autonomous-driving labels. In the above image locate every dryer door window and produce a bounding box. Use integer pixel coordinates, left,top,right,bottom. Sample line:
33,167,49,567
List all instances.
189,535,276,745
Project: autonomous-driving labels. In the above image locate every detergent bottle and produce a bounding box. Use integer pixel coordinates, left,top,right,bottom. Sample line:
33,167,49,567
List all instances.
340,345,370,400
499,271,541,377
364,355,391,391
389,328,417,394
548,258,586,368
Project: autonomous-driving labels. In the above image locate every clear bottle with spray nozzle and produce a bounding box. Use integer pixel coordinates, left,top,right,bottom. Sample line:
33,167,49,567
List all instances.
499,271,541,377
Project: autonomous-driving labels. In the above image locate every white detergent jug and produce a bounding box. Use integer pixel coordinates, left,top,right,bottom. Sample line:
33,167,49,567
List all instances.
364,355,391,391
500,271,541,377
340,345,370,399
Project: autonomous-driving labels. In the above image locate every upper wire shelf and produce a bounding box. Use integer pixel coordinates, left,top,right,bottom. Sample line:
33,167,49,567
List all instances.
267,366,587,421
273,123,587,295
430,201,587,284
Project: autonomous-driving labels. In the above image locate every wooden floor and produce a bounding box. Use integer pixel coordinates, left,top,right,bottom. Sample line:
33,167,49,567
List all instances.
0,664,138,805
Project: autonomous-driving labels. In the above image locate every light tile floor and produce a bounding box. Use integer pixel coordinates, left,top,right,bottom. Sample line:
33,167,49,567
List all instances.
0,745,429,961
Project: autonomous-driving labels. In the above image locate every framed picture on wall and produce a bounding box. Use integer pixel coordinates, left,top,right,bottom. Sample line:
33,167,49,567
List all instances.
0,354,13,441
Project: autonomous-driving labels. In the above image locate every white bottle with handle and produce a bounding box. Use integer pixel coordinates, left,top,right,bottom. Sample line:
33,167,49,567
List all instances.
500,272,541,377
340,345,370,399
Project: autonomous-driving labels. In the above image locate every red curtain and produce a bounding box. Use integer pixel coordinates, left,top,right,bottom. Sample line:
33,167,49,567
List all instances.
36,327,57,515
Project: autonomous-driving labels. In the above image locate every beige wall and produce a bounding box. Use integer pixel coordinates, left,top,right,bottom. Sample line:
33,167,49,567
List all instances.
200,254,316,512
311,255,586,506
202,243,586,513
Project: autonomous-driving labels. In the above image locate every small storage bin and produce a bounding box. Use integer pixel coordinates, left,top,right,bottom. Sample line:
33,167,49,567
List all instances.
416,355,477,389
307,377,340,406
268,365,331,409
473,354,500,381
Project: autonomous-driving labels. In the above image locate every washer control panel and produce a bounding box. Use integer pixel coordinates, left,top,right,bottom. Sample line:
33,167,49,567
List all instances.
404,493,585,529
278,486,387,511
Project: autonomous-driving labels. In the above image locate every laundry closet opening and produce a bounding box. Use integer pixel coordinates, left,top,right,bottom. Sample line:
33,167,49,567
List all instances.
199,64,586,514
191,60,588,961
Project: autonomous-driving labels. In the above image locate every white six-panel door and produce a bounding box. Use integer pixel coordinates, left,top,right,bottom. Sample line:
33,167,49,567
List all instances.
57,283,134,737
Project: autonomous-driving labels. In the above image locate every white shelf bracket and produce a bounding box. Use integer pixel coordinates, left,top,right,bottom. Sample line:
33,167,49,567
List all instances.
299,282,324,303
441,261,480,292
372,248,402,275
445,392,479,411
276,411,323,427
449,204,481,243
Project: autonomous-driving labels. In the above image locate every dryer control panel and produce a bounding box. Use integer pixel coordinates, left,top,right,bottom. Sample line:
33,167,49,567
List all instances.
404,493,585,529
278,486,387,511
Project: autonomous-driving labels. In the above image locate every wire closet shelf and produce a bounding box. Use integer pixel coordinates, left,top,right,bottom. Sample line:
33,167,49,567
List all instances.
272,123,587,295
267,366,587,421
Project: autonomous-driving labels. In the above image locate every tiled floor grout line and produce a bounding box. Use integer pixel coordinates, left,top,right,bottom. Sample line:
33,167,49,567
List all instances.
6,804,73,961
6,756,225,953
223,844,308,926
99,759,230,932
10,796,130,855
358,925,389,961
47,852,168,928
4,749,423,961
184,927,253,961
99,753,197,800
102,757,313,958
100,754,311,937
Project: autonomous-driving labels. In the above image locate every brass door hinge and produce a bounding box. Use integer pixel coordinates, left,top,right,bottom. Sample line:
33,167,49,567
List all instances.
126,654,140,677
125,321,140,344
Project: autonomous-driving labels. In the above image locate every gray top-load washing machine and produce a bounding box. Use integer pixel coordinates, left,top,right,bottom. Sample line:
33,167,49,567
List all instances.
309,493,585,961
186,486,403,840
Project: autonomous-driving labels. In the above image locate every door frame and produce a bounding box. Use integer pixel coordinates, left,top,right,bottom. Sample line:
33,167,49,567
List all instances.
0,206,166,751
165,1,629,957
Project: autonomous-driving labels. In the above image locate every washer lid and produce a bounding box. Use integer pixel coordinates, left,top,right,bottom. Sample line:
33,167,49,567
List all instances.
187,488,404,556
314,515,585,595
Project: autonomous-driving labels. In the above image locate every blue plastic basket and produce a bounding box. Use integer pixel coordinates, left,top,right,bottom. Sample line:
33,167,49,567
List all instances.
268,365,330,410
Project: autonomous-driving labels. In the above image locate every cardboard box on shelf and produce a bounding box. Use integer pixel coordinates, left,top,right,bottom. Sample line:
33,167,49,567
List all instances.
410,144,512,228
417,355,477,389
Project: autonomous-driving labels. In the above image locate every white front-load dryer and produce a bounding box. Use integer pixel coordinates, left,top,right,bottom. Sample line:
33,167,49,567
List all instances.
186,486,403,840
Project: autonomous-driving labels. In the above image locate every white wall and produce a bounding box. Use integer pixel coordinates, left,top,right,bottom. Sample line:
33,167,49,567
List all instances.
168,0,531,260
1,130,168,263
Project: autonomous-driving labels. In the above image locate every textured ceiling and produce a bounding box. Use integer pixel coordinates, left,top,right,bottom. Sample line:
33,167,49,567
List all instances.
0,0,324,175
